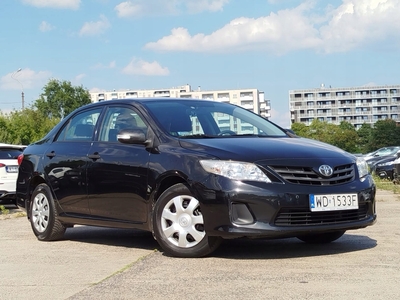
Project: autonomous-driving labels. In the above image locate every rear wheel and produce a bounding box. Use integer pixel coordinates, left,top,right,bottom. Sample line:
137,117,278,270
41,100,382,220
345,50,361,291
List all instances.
152,183,222,258
297,230,345,244
29,183,66,241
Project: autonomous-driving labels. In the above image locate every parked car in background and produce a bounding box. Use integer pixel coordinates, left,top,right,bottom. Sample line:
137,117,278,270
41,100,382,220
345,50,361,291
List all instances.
392,156,400,184
371,155,399,180
16,98,376,258
363,146,400,169
0,143,26,206
363,146,399,161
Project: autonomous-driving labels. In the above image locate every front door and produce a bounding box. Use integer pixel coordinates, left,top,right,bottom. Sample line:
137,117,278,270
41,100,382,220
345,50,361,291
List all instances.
86,106,150,223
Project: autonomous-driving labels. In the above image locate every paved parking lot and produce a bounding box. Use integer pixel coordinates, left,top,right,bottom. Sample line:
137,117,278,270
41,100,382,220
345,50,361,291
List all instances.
1,190,399,300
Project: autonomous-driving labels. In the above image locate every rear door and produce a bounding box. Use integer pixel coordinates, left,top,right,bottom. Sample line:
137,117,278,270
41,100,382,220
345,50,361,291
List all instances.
86,105,150,223
43,108,102,216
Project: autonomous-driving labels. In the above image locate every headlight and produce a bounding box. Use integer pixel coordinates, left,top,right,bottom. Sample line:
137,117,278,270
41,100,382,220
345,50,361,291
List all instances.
199,160,271,183
377,161,394,167
356,157,369,178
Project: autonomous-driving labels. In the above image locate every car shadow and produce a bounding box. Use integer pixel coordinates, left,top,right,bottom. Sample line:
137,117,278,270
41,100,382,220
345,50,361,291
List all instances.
63,225,159,250
62,226,377,259
212,233,377,259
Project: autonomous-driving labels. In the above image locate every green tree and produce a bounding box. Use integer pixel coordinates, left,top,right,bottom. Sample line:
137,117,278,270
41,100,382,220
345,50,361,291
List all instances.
0,113,12,143
308,119,334,143
291,120,359,153
5,109,59,145
333,121,359,153
291,122,310,137
0,79,91,145
370,119,400,150
34,79,91,119
357,123,373,153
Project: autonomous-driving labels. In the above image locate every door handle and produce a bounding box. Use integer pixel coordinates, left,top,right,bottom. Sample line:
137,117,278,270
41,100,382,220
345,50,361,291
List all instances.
88,153,101,160
46,151,56,158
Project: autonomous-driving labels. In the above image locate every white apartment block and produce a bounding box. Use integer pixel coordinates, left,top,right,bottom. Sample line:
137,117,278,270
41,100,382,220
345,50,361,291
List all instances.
90,84,271,119
290,84,400,129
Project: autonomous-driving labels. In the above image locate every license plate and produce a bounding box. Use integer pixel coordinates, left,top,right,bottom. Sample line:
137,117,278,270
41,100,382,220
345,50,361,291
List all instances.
309,194,358,212
5,166,18,173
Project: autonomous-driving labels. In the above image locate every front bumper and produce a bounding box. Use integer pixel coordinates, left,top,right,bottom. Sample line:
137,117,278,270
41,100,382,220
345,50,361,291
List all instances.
197,175,376,239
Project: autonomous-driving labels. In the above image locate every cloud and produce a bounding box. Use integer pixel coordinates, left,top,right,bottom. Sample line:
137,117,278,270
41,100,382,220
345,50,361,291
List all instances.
184,0,229,13
0,68,52,90
319,0,400,53
22,0,81,9
89,87,105,93
79,15,111,37
115,1,142,18
144,2,320,54
144,0,400,54
91,61,117,70
74,74,86,82
115,0,229,18
39,21,55,32
122,58,170,76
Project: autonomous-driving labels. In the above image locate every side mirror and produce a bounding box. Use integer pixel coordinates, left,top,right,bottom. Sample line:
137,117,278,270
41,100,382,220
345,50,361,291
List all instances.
117,129,146,144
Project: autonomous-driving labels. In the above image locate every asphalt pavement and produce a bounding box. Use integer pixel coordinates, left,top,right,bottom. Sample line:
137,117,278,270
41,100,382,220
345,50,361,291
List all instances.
1,189,399,300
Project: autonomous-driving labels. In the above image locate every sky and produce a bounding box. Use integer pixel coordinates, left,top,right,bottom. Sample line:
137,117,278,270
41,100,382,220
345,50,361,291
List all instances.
1,0,400,128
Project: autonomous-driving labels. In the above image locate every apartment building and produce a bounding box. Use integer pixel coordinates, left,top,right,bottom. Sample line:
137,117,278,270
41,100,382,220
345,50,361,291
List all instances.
290,84,400,129
90,84,271,119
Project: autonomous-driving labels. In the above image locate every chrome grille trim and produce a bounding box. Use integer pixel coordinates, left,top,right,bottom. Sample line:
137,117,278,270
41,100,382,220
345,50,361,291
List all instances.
268,164,354,185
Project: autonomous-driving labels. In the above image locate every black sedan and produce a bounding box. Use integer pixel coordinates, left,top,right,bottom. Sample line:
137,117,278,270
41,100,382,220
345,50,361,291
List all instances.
364,146,400,169
16,98,376,257
371,156,398,180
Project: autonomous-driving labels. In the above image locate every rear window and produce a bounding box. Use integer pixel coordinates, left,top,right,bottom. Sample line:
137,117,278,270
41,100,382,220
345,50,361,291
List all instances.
0,148,23,159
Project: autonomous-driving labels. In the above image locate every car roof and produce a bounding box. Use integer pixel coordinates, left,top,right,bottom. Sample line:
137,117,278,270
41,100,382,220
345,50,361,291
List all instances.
0,143,26,149
89,97,217,107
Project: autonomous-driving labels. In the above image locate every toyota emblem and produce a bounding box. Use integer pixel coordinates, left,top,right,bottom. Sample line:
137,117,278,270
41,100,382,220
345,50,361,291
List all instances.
318,165,333,177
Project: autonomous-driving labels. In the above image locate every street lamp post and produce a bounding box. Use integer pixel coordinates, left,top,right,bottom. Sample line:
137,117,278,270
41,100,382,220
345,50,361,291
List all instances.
11,68,24,110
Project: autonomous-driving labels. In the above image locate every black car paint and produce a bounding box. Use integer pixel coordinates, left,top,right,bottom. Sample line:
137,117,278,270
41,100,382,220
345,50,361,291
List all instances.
16,99,376,243
371,156,397,180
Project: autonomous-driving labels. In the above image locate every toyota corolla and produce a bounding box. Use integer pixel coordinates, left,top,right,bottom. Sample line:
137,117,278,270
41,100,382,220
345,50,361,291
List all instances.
16,98,376,257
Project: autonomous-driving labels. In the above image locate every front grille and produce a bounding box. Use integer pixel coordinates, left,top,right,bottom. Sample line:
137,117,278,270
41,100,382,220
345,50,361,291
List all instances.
268,164,354,185
274,203,368,226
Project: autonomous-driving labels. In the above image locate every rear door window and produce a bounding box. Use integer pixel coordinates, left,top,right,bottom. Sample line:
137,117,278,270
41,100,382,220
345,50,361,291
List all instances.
56,108,102,142
0,148,23,159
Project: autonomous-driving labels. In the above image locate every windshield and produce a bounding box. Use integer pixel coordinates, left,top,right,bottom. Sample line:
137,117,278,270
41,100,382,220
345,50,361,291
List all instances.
143,100,287,138
372,147,400,157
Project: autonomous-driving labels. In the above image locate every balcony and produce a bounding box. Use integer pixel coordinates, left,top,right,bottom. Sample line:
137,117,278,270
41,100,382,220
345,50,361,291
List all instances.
154,91,170,97
241,104,254,110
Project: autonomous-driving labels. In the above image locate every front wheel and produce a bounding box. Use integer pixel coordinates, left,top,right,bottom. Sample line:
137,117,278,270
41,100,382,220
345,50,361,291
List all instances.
29,183,66,241
152,183,222,258
297,230,346,244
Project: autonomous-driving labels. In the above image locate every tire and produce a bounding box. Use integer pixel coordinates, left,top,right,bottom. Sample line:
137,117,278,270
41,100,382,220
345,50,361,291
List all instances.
297,230,345,244
152,183,222,258
29,183,66,241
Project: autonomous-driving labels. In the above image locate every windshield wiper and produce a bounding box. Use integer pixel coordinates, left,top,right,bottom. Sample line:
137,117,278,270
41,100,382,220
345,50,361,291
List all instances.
180,134,215,139
231,134,268,137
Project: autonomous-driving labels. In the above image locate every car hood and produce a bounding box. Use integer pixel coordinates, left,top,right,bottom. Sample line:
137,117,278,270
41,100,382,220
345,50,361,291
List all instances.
179,136,355,164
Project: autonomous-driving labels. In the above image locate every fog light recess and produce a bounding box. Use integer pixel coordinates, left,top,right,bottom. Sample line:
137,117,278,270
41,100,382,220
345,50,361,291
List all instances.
231,203,254,225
